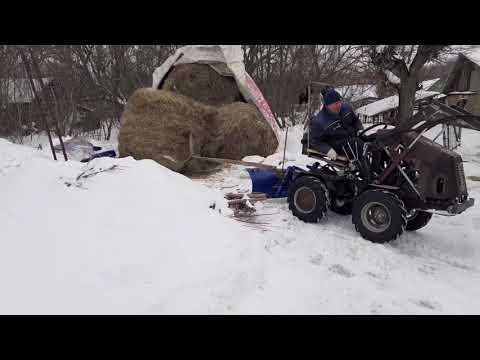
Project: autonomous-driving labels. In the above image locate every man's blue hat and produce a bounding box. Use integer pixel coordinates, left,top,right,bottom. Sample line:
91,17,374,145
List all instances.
323,89,342,105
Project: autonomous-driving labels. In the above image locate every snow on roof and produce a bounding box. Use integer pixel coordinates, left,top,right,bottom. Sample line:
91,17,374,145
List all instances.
421,78,440,91
356,90,440,117
336,84,378,102
3,78,54,104
464,48,480,67
385,70,400,85
338,78,438,105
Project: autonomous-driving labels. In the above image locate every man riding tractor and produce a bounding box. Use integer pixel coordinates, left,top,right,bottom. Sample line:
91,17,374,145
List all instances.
306,88,364,162
246,86,477,243
301,88,376,212
289,92,477,243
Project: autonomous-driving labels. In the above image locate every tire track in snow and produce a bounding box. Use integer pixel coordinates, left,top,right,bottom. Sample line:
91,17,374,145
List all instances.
195,160,480,313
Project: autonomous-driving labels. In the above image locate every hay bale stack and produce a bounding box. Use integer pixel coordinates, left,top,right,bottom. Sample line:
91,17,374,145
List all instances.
214,102,278,160
118,88,218,172
161,63,242,107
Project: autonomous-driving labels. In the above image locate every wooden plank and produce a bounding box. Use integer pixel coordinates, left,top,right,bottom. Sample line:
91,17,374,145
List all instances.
225,193,244,200
247,193,267,199
191,155,282,173
228,198,266,206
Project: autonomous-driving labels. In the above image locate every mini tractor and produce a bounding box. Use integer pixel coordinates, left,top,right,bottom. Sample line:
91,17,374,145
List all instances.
247,95,480,244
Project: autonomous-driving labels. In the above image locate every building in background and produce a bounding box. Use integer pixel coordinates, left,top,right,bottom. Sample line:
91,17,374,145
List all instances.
442,50,480,115
0,77,99,138
355,88,444,124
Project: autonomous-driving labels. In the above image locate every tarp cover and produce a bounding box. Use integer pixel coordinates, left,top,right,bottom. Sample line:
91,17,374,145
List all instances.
54,137,95,161
152,45,281,147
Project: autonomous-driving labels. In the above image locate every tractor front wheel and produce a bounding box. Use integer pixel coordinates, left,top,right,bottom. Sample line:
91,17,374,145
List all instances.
288,176,329,223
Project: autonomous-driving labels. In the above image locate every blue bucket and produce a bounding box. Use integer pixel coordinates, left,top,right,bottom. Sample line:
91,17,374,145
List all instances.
246,168,281,198
246,166,304,198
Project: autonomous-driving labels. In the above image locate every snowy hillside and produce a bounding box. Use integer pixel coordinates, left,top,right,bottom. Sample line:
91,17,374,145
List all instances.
0,139,265,314
2,125,480,314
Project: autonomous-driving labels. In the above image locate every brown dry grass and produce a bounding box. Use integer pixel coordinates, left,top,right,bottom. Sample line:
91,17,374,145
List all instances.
214,102,278,160
162,63,242,107
118,88,218,172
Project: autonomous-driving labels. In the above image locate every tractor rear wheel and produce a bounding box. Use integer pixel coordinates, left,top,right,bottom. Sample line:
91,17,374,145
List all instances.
288,176,329,223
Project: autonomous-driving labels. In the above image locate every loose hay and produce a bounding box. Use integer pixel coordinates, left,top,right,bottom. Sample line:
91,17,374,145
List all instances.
214,102,278,160
118,88,219,172
161,63,243,107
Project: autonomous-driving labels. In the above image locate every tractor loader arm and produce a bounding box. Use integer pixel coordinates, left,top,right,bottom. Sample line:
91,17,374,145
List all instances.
375,100,480,146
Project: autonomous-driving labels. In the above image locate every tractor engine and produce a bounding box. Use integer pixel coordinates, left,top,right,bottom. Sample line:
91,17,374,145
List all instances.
398,133,471,213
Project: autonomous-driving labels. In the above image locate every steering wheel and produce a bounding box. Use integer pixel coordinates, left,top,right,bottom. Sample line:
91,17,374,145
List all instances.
358,122,389,140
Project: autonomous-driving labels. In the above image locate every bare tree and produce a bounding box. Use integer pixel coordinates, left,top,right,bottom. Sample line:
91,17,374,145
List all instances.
17,46,63,160
241,45,366,125
363,45,472,124
69,45,179,140
3,44,406,140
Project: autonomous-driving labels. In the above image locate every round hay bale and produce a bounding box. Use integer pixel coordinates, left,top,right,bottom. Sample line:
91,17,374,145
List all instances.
161,63,243,107
214,102,278,160
118,88,219,172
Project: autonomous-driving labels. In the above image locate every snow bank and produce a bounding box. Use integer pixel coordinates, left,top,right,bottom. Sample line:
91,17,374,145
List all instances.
0,138,265,314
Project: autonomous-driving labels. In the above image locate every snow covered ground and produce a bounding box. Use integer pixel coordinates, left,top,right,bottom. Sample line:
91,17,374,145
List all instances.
2,124,480,314
197,125,480,314
0,138,266,314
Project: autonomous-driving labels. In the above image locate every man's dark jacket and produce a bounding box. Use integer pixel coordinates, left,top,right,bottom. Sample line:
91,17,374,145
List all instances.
308,103,363,154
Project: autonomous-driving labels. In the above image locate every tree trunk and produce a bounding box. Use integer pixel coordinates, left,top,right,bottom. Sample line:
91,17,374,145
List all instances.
27,48,68,161
106,118,114,141
397,76,417,125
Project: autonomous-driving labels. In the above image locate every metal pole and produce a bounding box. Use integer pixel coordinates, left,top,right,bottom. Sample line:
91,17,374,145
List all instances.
432,126,446,143
17,46,57,161
281,127,289,172
306,84,312,150
28,47,68,161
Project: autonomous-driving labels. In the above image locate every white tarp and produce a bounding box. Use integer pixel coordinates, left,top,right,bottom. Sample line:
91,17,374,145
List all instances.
152,45,281,147
53,136,95,161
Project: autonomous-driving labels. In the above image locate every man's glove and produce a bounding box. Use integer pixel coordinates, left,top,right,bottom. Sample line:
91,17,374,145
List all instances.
326,148,338,160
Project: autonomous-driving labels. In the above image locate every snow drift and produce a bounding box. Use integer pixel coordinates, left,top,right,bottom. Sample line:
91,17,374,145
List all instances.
0,138,265,314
